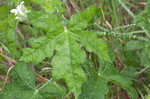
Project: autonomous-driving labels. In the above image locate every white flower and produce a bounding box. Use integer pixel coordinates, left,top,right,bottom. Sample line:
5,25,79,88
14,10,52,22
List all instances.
10,1,30,21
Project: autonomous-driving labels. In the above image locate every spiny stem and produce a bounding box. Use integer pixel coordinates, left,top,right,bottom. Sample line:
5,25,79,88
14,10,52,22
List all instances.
97,32,148,41
118,0,150,38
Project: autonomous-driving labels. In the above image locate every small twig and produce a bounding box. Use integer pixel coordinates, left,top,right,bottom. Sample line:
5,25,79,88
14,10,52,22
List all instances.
0,48,2,53
114,49,124,69
0,75,5,80
0,61,12,67
92,0,95,4
105,21,112,30
101,8,106,21
97,0,100,8
16,26,25,40
41,67,52,72
108,40,124,70
0,53,16,64
101,8,112,29
65,1,72,18
2,66,14,89
70,0,80,13
0,52,16,91
35,73,48,83
135,65,150,75
137,2,147,6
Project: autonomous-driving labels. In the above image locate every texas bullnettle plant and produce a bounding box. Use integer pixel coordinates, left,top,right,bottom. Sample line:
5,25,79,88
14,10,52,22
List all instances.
0,0,150,99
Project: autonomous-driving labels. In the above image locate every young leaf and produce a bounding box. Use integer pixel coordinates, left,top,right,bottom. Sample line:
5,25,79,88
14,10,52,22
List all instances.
68,5,98,31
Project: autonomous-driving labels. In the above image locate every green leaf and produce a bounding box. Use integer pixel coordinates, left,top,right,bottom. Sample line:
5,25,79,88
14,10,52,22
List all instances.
14,62,36,89
80,31,111,62
1,14,21,58
145,95,150,99
78,77,108,99
68,5,98,31
126,40,144,50
39,81,67,99
51,31,86,97
6,29,18,42
20,37,54,64
0,80,66,99
0,82,36,99
80,61,138,99
99,62,138,99
24,27,111,98
121,67,137,78
21,29,86,98
137,50,150,66
0,5,9,19
28,11,63,33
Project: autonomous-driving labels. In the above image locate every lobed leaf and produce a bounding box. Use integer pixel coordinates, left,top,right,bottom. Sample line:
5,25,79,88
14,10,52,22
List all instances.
20,37,54,64
51,31,86,98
